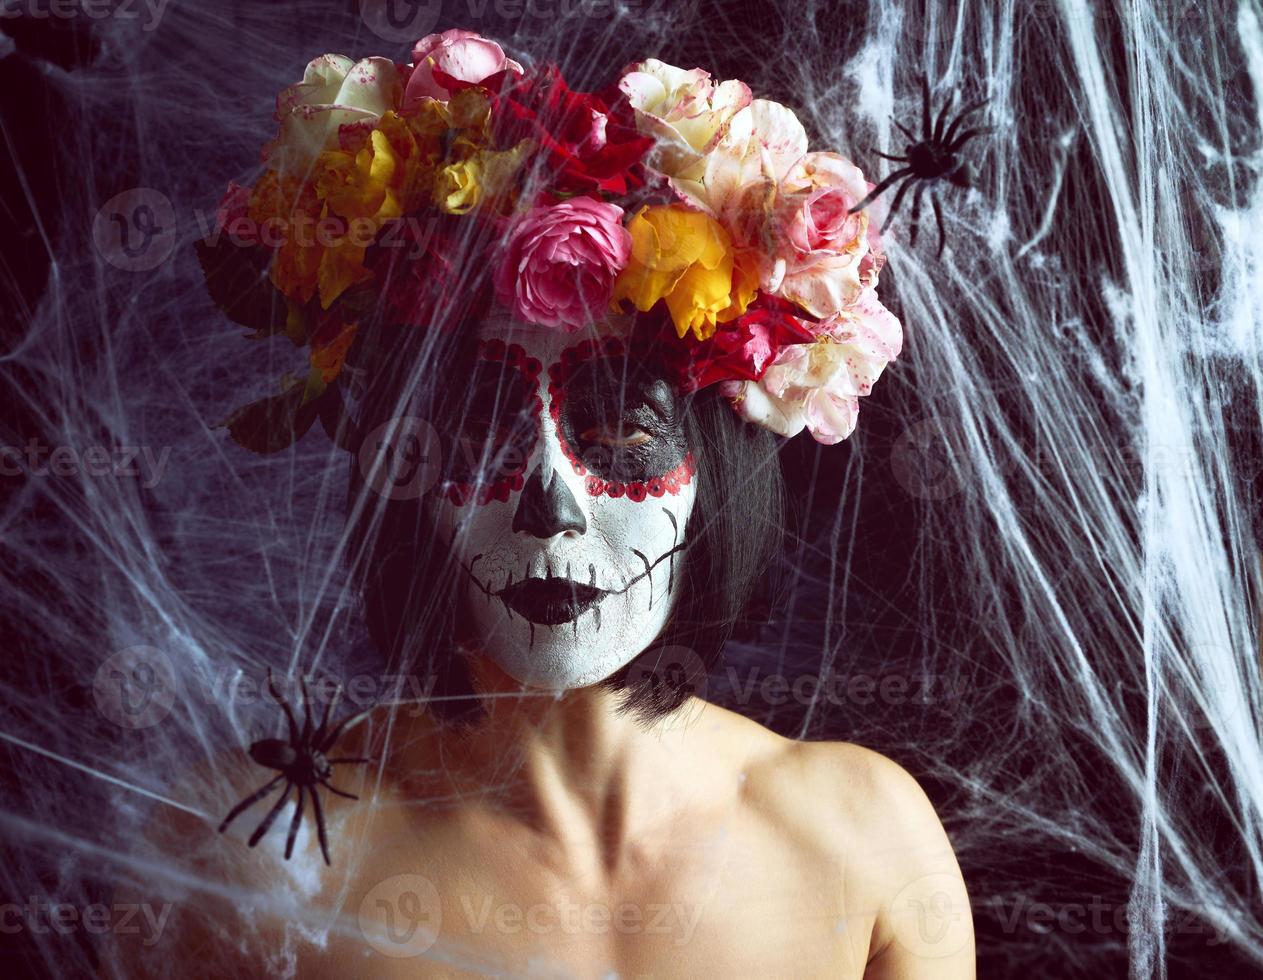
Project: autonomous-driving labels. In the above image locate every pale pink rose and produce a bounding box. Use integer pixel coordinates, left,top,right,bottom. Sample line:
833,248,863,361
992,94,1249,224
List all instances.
684,100,812,301
700,99,809,223
619,59,752,204
267,54,401,172
724,286,902,444
493,198,632,331
767,152,878,318
405,29,523,105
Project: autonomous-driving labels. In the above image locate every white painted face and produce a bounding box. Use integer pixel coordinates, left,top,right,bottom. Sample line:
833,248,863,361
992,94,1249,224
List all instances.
431,315,698,690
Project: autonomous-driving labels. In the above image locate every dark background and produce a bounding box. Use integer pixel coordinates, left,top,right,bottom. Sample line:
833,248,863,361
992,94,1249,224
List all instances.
2,2,1260,978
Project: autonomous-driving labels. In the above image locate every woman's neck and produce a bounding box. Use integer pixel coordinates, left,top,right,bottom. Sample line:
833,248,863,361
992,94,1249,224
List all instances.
400,652,715,871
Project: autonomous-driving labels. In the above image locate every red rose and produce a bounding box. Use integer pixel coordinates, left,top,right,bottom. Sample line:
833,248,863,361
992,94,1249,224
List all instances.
666,295,818,393
493,66,654,197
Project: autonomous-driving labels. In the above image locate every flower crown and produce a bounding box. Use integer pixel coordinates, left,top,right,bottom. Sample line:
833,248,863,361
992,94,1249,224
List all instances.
198,28,902,454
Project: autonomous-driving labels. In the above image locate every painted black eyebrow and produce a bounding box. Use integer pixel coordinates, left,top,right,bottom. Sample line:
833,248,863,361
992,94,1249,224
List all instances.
572,376,676,425
639,379,676,422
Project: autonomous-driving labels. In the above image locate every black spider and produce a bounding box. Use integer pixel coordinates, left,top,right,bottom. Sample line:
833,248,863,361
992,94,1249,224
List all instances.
218,670,375,865
850,75,993,257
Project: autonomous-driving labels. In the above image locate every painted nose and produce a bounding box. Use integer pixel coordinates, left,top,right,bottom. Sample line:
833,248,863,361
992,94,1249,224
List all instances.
512,464,587,538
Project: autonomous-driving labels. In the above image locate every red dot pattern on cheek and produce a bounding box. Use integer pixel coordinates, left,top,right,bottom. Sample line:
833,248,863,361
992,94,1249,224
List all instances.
548,337,696,502
440,339,543,507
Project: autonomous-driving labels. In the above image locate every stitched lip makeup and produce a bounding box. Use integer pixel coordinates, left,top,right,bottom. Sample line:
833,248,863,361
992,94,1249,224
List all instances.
494,576,609,625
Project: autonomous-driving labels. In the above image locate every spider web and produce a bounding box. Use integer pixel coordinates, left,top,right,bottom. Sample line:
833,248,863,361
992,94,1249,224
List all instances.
0,1,1260,977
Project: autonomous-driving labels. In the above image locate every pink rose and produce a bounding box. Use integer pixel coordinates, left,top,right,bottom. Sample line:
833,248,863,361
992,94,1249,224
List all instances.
768,152,876,318
494,198,632,331
405,29,523,106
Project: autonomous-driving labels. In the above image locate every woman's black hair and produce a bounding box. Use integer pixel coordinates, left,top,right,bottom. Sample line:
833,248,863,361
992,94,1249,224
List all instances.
346,277,785,724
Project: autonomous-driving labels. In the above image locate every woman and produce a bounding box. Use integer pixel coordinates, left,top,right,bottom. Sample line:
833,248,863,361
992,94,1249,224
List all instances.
123,28,973,978
124,318,973,979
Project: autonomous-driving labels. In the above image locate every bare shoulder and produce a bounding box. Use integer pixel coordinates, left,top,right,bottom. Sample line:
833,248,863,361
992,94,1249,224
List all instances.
691,701,941,828
692,703,975,978
791,740,954,857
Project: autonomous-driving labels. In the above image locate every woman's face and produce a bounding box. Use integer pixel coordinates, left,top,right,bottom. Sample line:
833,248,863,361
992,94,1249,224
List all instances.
431,315,698,690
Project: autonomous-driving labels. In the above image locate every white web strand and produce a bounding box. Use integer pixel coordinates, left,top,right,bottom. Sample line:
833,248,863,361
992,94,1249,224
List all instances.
0,1,1259,978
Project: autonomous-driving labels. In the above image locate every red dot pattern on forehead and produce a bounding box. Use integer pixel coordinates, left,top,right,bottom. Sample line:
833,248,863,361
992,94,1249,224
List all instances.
439,340,542,507
547,337,696,502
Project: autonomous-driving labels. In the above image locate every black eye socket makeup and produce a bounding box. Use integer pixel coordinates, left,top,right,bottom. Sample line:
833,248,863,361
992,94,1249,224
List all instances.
553,353,691,491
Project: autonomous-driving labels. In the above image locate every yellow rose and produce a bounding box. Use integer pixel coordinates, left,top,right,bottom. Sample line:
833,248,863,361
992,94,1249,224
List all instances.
435,157,481,214
611,205,754,341
319,112,440,224
434,140,530,215
475,140,531,210
271,109,439,308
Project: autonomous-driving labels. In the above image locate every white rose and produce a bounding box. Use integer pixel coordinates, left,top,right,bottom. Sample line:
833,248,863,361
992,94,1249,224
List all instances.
619,59,752,204
268,54,401,172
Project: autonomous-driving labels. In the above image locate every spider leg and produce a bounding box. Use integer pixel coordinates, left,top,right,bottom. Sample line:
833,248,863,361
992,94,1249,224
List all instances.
319,706,374,754
948,126,997,153
920,73,932,139
266,669,300,745
881,175,917,232
310,787,332,866
849,167,914,214
321,779,360,801
299,676,314,743
892,118,918,144
932,90,957,143
247,782,293,848
326,756,376,765
943,98,991,146
313,681,344,747
284,785,306,860
931,191,947,259
217,774,285,833
908,182,928,248
874,151,909,162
